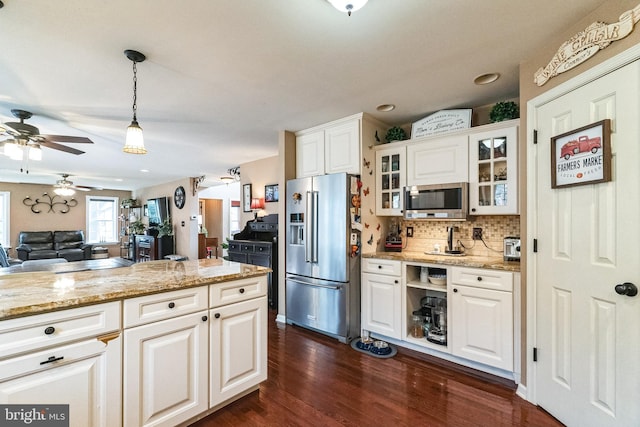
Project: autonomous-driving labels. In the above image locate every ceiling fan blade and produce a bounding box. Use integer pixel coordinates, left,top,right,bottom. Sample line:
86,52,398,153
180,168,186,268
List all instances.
40,140,86,155
71,186,92,192
40,134,94,144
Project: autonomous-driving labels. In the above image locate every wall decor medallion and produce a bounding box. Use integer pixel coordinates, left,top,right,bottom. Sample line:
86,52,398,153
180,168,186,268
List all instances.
174,186,186,209
23,193,78,214
534,3,640,86
551,119,611,188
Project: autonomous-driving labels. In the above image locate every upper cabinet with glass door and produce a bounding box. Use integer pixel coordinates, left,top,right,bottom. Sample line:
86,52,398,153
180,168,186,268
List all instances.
376,146,405,216
468,121,519,215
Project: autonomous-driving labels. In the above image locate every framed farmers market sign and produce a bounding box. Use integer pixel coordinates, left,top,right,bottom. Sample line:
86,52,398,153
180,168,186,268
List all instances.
551,119,611,188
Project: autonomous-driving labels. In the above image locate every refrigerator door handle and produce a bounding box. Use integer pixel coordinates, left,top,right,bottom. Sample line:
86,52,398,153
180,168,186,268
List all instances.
305,191,313,263
287,277,341,290
312,190,319,263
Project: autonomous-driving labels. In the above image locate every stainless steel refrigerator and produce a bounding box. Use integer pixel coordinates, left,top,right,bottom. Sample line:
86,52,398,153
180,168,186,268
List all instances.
285,173,361,343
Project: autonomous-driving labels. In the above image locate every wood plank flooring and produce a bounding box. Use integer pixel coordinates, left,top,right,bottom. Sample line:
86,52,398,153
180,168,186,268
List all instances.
190,310,562,427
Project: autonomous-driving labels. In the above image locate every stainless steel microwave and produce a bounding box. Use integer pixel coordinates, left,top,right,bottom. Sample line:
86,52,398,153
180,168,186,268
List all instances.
404,182,468,220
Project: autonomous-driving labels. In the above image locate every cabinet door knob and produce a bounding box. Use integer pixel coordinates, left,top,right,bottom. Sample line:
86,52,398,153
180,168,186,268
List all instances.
453,288,458,293
44,326,55,335
202,315,208,322
239,288,245,294
394,280,398,284
477,276,483,281
168,302,176,308
214,313,221,319
471,208,476,212
378,265,382,269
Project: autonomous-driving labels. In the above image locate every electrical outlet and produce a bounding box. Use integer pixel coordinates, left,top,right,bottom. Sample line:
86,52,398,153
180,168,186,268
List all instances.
472,227,483,240
406,226,414,238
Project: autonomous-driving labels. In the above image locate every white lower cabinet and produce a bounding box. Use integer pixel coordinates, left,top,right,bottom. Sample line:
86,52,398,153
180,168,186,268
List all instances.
123,310,209,427
361,258,403,339
0,302,122,427
361,273,402,339
450,267,514,371
209,296,268,408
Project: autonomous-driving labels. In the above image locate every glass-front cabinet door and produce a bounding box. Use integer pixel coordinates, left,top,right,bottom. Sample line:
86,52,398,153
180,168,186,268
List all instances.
376,146,406,216
468,122,518,215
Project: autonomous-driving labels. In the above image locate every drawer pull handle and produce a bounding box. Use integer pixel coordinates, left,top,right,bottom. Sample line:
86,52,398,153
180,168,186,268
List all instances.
378,265,382,269
477,277,483,281
40,355,64,365
214,313,221,319
394,280,398,284
168,302,176,309
44,326,55,335
453,288,458,293
239,288,245,294
202,315,208,322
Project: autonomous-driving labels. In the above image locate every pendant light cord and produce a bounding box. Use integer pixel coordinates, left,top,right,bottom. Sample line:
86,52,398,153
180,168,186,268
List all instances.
132,61,138,122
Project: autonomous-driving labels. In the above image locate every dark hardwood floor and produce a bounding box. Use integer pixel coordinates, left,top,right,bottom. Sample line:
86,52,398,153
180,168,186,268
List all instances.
191,310,562,427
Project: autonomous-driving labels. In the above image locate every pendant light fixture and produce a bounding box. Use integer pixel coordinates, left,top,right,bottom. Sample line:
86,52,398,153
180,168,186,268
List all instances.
123,49,147,154
327,0,368,16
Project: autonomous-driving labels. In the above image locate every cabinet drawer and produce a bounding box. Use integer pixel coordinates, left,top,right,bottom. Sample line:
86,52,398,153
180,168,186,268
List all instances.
0,302,120,359
124,286,208,328
451,267,513,292
362,258,402,276
210,276,267,308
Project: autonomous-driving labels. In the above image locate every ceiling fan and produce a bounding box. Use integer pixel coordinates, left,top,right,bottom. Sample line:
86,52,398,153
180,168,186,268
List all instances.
53,174,102,196
0,109,94,158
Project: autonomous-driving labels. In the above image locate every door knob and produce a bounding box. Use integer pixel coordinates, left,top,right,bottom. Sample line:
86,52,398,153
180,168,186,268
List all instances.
615,282,638,297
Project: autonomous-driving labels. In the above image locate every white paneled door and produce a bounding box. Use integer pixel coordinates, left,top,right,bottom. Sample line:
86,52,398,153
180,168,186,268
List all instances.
532,59,640,426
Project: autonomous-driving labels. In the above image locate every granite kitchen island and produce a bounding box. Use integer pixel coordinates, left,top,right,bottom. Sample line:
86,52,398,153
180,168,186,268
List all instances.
0,258,270,427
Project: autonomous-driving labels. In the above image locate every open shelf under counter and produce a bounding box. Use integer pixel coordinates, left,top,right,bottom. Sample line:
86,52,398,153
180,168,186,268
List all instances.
403,333,450,353
406,281,447,292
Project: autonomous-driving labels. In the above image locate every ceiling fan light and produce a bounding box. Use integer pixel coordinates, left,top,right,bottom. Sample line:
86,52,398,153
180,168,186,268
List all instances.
123,120,147,154
28,144,42,161
54,187,75,197
4,141,23,160
328,0,368,15
220,176,234,183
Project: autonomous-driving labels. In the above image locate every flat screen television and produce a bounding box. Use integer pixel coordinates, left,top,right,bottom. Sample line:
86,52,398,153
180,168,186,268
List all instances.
147,197,170,227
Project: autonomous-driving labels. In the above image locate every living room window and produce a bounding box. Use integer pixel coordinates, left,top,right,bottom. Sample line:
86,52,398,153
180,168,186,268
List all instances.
0,191,9,247
86,196,119,244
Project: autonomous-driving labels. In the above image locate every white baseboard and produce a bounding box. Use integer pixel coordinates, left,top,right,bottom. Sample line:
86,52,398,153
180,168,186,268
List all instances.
516,383,528,401
275,313,286,324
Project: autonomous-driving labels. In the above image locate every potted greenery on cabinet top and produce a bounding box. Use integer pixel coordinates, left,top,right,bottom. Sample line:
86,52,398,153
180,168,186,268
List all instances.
158,219,174,237
385,126,407,143
489,101,519,122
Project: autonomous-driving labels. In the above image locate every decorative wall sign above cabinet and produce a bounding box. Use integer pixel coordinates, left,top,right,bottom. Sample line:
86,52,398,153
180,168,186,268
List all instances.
534,3,640,86
411,109,472,138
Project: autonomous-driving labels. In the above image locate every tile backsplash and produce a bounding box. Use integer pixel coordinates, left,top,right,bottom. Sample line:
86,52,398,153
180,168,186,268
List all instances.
402,215,520,257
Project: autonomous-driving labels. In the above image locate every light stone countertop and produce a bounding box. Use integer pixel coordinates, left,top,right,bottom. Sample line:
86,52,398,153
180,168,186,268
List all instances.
0,259,270,321
363,251,521,272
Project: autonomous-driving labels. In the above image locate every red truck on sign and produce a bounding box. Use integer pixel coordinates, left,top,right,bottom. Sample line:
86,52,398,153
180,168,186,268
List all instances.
560,135,601,160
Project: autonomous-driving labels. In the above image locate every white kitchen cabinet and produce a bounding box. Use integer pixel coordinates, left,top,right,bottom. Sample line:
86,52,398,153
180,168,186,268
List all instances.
209,296,267,408
450,267,513,371
361,258,403,339
375,146,406,216
0,302,122,427
123,288,209,427
325,119,360,175
296,118,360,177
406,134,468,186
295,130,325,178
468,121,519,215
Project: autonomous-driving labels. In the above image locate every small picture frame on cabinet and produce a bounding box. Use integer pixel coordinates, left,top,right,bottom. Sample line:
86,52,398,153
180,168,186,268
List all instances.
243,184,252,212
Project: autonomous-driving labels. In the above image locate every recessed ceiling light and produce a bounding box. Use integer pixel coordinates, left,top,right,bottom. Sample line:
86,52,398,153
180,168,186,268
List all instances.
376,104,396,112
474,73,500,85
140,169,149,173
